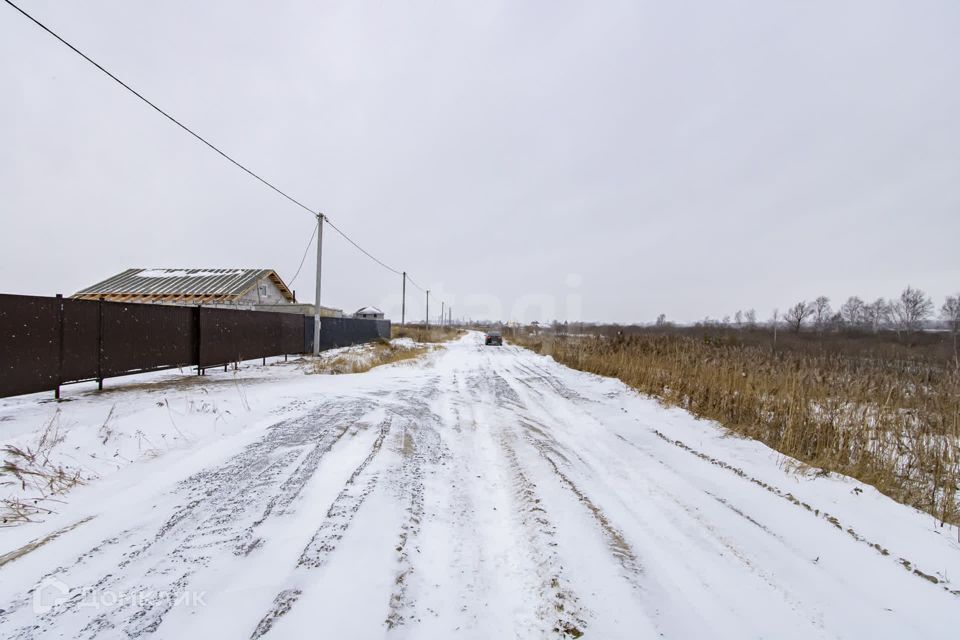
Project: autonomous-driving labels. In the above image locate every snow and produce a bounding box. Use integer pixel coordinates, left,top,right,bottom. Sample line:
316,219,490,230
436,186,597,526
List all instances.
136,269,247,278
0,332,958,638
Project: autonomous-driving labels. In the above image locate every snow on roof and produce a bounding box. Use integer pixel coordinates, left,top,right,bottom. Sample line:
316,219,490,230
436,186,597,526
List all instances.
137,269,246,279
354,306,383,314
72,268,294,302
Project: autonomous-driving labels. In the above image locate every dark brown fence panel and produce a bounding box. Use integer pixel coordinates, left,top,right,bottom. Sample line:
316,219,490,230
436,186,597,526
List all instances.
200,307,283,367
100,302,196,377
280,313,306,355
0,293,387,399
61,298,100,382
0,294,62,397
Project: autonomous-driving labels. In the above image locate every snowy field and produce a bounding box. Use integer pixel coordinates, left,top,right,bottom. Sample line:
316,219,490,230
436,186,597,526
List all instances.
1,332,958,638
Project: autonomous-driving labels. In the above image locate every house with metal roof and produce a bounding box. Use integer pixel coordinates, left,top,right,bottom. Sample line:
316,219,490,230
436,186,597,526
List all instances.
353,306,385,320
72,268,343,317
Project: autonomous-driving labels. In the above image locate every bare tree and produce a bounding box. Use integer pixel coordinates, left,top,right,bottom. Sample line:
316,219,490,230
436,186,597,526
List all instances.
784,301,814,332
745,308,757,328
889,285,933,335
943,294,960,334
840,296,865,328
734,310,743,328
770,309,779,349
942,294,960,368
864,298,890,332
813,296,832,332
828,312,843,332
655,313,667,327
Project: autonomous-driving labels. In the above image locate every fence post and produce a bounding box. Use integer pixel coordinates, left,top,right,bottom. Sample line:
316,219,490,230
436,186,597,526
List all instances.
194,305,202,376
55,293,64,400
97,296,104,390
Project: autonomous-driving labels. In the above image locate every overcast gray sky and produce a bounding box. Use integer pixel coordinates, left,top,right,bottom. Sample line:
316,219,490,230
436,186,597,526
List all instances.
2,0,958,323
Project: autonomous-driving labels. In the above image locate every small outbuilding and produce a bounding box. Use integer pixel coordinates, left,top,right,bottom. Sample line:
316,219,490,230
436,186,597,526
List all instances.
353,306,385,320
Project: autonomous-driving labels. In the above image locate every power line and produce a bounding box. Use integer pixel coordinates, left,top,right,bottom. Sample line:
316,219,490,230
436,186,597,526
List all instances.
324,220,438,310
324,217,403,276
287,219,319,288
3,0,317,218
321,214,438,313
6,0,451,315
406,275,426,293
324,218,438,318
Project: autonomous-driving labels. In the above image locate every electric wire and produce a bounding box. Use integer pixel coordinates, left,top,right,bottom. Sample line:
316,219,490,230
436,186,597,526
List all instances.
287,219,319,288
5,0,449,312
3,0,317,218
406,275,426,293
323,217,403,276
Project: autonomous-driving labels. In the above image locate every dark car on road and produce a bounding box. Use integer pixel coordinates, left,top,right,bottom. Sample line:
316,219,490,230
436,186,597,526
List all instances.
484,330,503,346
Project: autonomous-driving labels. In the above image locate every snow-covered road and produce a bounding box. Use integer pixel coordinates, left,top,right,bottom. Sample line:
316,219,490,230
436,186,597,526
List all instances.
1,332,959,639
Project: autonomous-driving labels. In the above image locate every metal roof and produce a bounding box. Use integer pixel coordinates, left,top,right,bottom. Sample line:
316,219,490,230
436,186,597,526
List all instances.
72,268,295,303
355,306,383,315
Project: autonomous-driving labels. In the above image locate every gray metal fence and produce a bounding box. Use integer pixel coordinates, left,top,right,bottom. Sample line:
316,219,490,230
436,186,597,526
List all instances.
306,316,391,352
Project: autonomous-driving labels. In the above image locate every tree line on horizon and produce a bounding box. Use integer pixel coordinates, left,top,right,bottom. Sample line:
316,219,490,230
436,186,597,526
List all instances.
656,286,960,336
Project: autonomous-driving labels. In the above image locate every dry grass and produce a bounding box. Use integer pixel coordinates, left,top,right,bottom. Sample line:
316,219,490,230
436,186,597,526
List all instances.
391,324,464,344
0,515,95,567
313,340,431,375
1,411,87,525
510,327,960,526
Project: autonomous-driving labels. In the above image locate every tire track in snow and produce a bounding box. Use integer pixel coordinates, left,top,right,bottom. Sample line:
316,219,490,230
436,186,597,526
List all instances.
438,401,487,626
493,359,647,591
378,384,445,630
494,430,588,637
297,419,391,569
385,426,426,629
534,450,645,591
117,402,367,636
235,416,361,556
508,355,796,592
509,359,587,404
512,363,867,628
500,351,804,634
503,348,842,635
423,368,514,632
251,420,391,639
0,401,371,638
481,364,589,638
601,440,827,629
253,379,447,637
513,343,959,600
129,401,368,565
646,429,960,597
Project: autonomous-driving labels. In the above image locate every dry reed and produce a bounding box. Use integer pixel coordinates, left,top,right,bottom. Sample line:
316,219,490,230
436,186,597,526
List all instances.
511,328,960,526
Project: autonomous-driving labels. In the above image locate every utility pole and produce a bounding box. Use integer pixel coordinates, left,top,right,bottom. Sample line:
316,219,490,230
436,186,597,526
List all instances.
441,301,444,327
426,290,430,329
401,271,406,326
313,213,324,357
449,307,452,326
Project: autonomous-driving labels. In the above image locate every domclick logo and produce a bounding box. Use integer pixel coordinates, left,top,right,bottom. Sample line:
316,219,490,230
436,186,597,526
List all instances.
30,578,208,615
32,577,70,614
